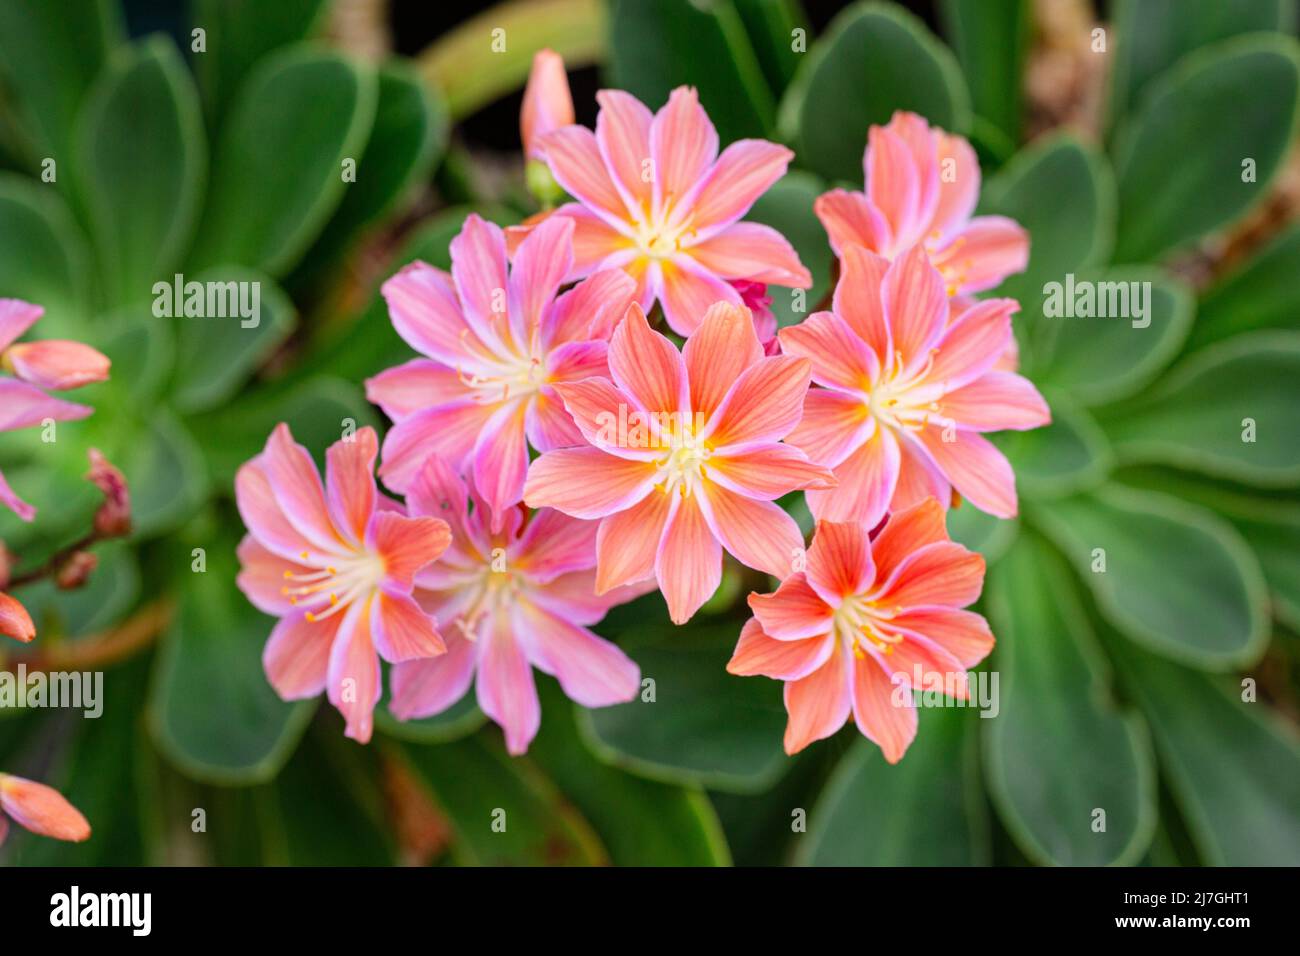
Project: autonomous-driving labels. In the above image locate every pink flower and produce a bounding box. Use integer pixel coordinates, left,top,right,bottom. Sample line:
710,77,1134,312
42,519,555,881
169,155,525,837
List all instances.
728,500,993,761
0,772,91,845
235,424,451,744
366,214,636,531
814,111,1029,300
521,48,574,159
391,457,645,756
0,591,35,643
509,86,812,336
524,301,835,624
779,245,1050,528
0,299,110,521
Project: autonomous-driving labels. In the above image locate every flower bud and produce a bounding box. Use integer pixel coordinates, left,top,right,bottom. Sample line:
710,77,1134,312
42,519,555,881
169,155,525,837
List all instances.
54,551,98,590
86,448,131,538
0,592,35,643
0,773,91,842
2,339,110,390
521,48,574,160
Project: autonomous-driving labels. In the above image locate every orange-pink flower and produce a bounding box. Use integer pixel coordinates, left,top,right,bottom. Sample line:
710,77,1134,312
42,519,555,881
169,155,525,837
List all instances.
728,500,993,761
0,591,35,643
524,301,835,624
521,48,574,159
0,772,91,845
0,299,110,521
814,111,1029,300
510,86,812,336
235,424,451,744
779,245,1050,528
392,457,646,755
367,214,636,531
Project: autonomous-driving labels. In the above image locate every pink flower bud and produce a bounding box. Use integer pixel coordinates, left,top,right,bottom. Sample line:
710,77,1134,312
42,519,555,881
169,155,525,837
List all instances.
55,551,98,590
2,339,110,390
0,591,34,643
521,49,574,159
87,448,131,538
0,773,91,842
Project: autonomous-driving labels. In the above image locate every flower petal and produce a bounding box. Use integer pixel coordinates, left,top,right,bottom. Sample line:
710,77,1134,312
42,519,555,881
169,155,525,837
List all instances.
870,497,948,586
785,388,873,469
747,573,834,640
390,629,478,720
806,520,875,604
595,488,673,593
324,426,378,544
515,599,640,707
539,125,631,228
687,221,811,287
377,401,497,493
524,446,657,519
656,256,744,336
874,540,984,609
371,589,446,663
326,599,382,743
650,86,718,225
0,379,92,432
655,494,721,624
813,188,890,257
833,244,892,358
509,215,574,343
850,652,917,764
783,645,851,754
728,618,835,680
263,610,342,699
516,507,599,582
0,467,34,522
594,88,654,217
472,400,531,530
366,511,451,589
914,426,1018,518
705,354,811,448
682,301,763,421
938,371,1051,431
926,297,1017,390
699,482,803,579
5,340,109,390
778,311,878,392
547,266,638,342
933,215,1029,294
0,592,35,643
0,298,43,352
381,260,487,368
477,620,541,755
450,214,513,352
365,359,466,420
691,139,794,231
0,774,90,842
883,244,948,369
806,426,901,528
707,442,835,500
886,605,994,669
262,423,348,556
608,302,688,415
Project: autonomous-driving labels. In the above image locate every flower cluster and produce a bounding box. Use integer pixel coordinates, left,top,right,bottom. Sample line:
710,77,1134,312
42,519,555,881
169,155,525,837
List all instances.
235,53,1049,764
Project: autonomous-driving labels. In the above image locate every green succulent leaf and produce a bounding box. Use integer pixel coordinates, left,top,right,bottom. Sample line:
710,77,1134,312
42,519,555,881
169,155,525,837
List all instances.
1108,0,1294,125
73,36,206,308
1037,268,1193,406
983,534,1157,866
0,172,93,334
980,133,1115,370
946,504,1017,564
191,0,331,130
939,0,1030,144
186,46,378,277
527,681,731,865
746,170,832,329
1108,638,1300,865
796,709,989,865
578,625,789,793
119,410,209,538
1190,224,1300,350
1112,34,1300,262
170,266,296,414
608,0,776,142
732,0,808,98
149,528,314,785
1029,485,1268,669
0,0,122,168
996,394,1112,499
1102,331,1300,487
16,541,140,639
294,60,449,278
395,733,608,865
779,0,971,182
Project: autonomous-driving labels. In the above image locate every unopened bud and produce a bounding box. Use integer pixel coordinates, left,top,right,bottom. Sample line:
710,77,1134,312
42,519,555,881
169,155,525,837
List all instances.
0,592,35,643
86,448,131,537
54,550,98,590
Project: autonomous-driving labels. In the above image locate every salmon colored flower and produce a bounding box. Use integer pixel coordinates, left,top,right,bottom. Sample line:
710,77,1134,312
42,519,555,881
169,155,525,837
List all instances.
391,457,645,755
779,245,1050,527
0,299,110,521
367,214,636,531
728,500,993,761
0,591,35,643
235,424,451,744
524,301,835,624
0,773,91,845
521,48,574,159
509,86,812,336
814,111,1028,300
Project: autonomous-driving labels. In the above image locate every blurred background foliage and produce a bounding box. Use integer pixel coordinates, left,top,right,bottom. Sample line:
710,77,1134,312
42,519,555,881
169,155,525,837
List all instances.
0,0,1297,866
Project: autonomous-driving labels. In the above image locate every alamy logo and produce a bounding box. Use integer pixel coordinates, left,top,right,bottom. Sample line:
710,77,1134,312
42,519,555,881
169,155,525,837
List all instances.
1042,273,1151,328
152,272,261,328
0,665,102,718
50,886,152,936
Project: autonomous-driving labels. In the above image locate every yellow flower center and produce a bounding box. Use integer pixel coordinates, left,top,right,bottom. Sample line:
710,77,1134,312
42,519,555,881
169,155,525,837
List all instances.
283,550,387,623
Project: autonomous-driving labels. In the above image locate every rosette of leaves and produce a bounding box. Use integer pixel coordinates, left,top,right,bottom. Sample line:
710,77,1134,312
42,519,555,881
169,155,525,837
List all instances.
0,0,448,863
